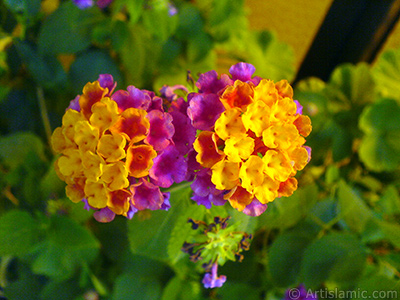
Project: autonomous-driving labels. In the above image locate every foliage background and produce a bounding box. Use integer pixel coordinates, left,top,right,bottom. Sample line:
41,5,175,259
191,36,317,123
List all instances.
0,0,399,299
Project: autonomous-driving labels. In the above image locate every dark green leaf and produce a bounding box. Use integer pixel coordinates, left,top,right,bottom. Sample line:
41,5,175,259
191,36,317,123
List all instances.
0,210,39,256
3,0,41,18
175,5,203,40
69,50,123,95
40,279,83,300
218,281,260,300
268,231,313,287
142,2,178,42
38,2,102,54
161,277,202,300
187,32,213,63
355,274,399,300
3,271,43,300
301,233,366,288
376,220,400,248
112,273,161,300
14,40,67,90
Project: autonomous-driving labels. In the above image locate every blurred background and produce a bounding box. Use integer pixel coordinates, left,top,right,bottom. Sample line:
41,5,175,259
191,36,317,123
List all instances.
0,0,400,299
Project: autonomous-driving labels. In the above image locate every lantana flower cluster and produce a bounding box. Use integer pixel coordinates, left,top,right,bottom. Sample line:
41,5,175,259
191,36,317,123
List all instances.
51,75,195,222
52,62,311,223
188,63,312,216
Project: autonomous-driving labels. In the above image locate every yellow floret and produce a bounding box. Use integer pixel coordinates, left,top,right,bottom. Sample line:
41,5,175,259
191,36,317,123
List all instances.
241,100,271,137
214,108,246,140
239,155,264,192
224,136,254,163
211,159,240,190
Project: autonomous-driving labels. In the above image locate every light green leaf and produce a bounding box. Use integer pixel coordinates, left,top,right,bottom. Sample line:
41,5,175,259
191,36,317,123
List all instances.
247,30,295,82
0,132,46,170
128,185,192,262
376,220,400,248
372,48,400,101
31,215,100,280
326,63,375,106
112,0,144,25
337,180,373,234
358,99,400,171
0,210,40,256
167,203,206,265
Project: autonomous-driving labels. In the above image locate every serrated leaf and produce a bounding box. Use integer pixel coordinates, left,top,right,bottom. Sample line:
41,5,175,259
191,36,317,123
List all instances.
372,48,400,101
337,180,373,233
0,210,40,256
247,30,295,82
31,215,99,280
167,203,206,265
327,63,375,106
358,99,400,171
301,233,366,288
128,185,192,262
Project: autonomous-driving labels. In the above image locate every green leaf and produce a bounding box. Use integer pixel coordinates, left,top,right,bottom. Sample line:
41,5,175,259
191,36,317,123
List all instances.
38,2,102,55
31,215,99,280
247,30,295,82
301,233,366,288
14,41,67,90
161,277,202,300
218,281,260,300
358,99,400,171
3,270,43,300
112,273,161,300
355,274,399,300
167,203,206,265
372,48,400,101
69,50,123,95
142,2,178,42
187,32,213,63
0,132,46,170
0,210,40,256
376,220,400,248
128,185,192,262
175,5,204,40
268,231,313,287
40,279,83,300
260,184,318,229
337,180,373,234
112,0,144,25
3,0,41,18
327,63,375,106
377,185,400,217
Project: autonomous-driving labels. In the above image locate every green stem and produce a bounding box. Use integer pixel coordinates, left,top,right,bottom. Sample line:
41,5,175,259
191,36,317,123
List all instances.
36,86,55,155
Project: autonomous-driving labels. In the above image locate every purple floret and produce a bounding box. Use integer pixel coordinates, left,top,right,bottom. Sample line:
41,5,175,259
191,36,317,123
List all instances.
67,95,81,111
93,207,115,223
149,145,187,188
191,169,226,209
242,199,268,217
98,74,116,96
169,110,196,155
145,110,175,151
196,70,232,94
72,0,94,9
130,179,165,211
202,263,226,289
111,86,151,111
229,62,262,85
187,93,225,130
